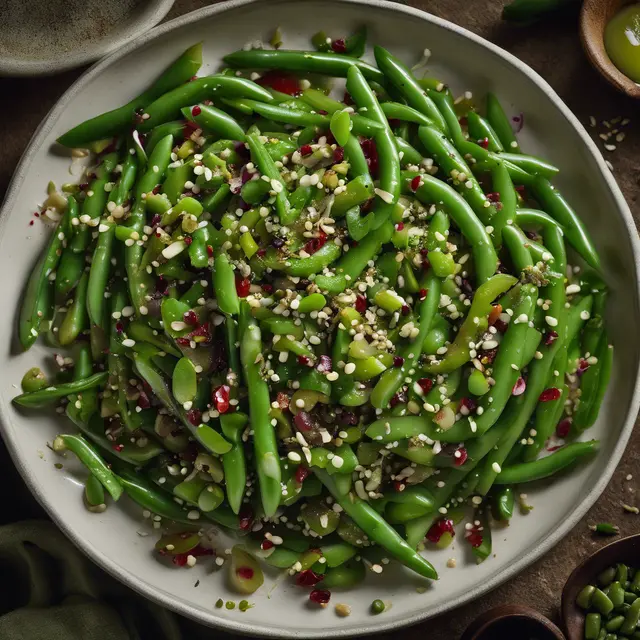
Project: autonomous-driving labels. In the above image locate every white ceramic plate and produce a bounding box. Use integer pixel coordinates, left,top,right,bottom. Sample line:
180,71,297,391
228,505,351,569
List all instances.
1,0,639,636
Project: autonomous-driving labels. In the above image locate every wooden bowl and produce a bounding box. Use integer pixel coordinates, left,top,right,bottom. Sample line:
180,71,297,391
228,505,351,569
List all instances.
461,604,566,640
580,0,640,98
562,533,640,640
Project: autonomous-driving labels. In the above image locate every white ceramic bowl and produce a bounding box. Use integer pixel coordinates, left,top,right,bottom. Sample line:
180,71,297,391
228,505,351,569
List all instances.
1,0,639,636
0,0,175,77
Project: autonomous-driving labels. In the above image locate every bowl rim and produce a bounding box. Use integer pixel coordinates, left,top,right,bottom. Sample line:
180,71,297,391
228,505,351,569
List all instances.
1,0,639,636
0,0,176,77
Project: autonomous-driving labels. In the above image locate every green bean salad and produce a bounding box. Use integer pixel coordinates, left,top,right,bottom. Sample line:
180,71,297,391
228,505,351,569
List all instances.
14,28,612,605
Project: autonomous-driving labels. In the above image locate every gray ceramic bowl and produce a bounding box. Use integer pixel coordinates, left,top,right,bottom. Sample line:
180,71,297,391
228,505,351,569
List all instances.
1,0,639,637
0,0,175,76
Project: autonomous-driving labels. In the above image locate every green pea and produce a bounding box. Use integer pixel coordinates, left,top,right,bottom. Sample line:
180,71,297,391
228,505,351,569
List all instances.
21,367,49,393
371,599,385,614
239,600,251,612
215,598,224,608
468,369,490,396
330,109,352,147
225,601,236,610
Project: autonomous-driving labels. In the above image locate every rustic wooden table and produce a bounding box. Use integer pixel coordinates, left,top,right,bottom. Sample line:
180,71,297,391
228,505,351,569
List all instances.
0,1,638,637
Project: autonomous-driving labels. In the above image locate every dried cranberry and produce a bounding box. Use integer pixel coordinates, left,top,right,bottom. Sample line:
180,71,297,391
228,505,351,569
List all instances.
272,236,286,249
355,295,367,313
333,147,344,163
417,378,433,394
235,277,251,298
393,356,404,368
295,466,310,483
493,319,508,333
410,175,422,192
459,396,477,413
261,539,274,551
394,480,406,492
486,192,501,203
189,321,212,344
309,589,331,604
150,214,162,227
115,321,124,334
299,144,313,157
339,411,358,426
262,283,274,294
183,310,199,326
343,91,354,105
539,388,561,402
257,70,301,96
187,408,202,426
390,389,407,407
419,288,428,300
361,197,375,214
184,236,193,246
512,377,526,396
466,526,483,548
303,231,328,255
426,518,455,543
401,305,411,316
556,418,572,438
331,38,347,53
297,569,324,587
316,354,333,373
544,330,558,346
212,385,231,414
360,138,379,177
453,447,468,466
137,391,151,409
151,184,162,195
396,222,405,231
237,566,254,580
191,105,202,117
577,359,590,376
479,137,489,149
294,412,314,432
238,506,254,531
297,355,312,367
206,245,214,257
113,444,124,452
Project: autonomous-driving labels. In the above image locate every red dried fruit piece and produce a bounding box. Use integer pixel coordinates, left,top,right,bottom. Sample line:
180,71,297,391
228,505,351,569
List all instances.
299,144,313,157
577,359,590,376
261,539,274,550
393,480,406,492
396,222,405,231
257,70,301,96
539,387,561,402
544,330,558,346
360,138,379,177
459,396,477,413
303,231,328,255
333,147,344,163
206,245,214,257
297,355,312,367
295,466,310,484
486,192,501,203
355,295,367,313
331,38,347,53
410,175,422,192
426,518,454,543
556,418,572,438
212,385,231,414
276,391,290,410
297,569,324,587
316,354,333,373
183,310,199,326
238,506,254,531
235,277,251,298
453,447,468,466
390,389,407,407
309,589,331,604
113,444,124,452
184,236,193,246
493,319,508,333
237,566,254,580
419,288,428,300
115,321,124,334
393,356,404,368
401,305,411,316
479,137,489,149
262,283,274,294
466,526,483,548
294,412,314,432
187,408,202,426
191,105,202,116
137,390,151,409
512,377,526,396
417,378,433,394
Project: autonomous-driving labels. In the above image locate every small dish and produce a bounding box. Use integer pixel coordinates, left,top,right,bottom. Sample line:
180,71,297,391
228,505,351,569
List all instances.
0,0,175,77
561,533,640,640
580,0,640,99
461,604,566,640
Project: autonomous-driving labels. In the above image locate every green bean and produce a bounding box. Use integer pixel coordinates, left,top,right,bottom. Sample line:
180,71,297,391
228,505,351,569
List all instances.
220,413,248,514
467,111,504,152
13,372,108,408
381,102,435,127
495,152,559,178
181,104,246,141
84,473,106,508
223,48,386,84
213,253,240,315
59,270,89,346
486,92,520,152
490,161,516,247
87,222,115,328
493,486,515,520
57,43,203,147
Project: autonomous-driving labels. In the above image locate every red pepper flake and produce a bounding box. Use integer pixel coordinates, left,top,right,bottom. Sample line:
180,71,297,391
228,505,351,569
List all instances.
466,525,483,548
316,354,333,373
183,310,199,326
556,418,572,438
206,244,214,257
237,566,254,580
401,305,410,316
539,388,561,402
355,295,367,313
393,356,404,368
297,355,312,367
297,569,324,587
191,105,202,117
33,212,40,218
512,377,526,396
238,506,254,531
212,385,231,414
261,539,274,551
454,447,468,466
295,465,310,484
256,248,267,258
479,137,489,149
486,192,501,203
29,220,34,226
333,147,344,163
417,378,433,394
303,231,327,255
113,444,124,452
235,277,251,298
544,330,558,346
257,70,301,96
395,222,405,231
426,518,455,543
393,480,406,492
187,408,202,426
410,175,422,192
419,288,428,300
299,144,313,157
309,589,331,604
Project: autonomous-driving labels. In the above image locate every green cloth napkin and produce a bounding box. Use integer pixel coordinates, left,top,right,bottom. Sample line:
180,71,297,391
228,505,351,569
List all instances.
0,440,239,640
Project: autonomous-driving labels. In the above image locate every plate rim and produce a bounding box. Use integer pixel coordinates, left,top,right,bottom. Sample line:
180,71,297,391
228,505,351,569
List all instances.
1,0,639,636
